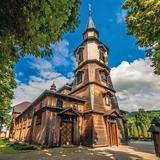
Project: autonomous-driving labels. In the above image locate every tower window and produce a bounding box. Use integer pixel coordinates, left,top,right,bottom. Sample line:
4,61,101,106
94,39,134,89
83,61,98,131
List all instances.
78,49,83,64
56,99,63,108
100,70,109,82
77,72,82,84
105,95,110,105
99,48,105,62
100,71,106,81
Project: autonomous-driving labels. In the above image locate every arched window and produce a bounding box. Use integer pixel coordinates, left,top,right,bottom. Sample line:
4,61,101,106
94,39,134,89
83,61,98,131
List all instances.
100,70,109,82
99,48,105,62
77,71,83,84
105,95,110,105
56,99,63,108
78,49,83,64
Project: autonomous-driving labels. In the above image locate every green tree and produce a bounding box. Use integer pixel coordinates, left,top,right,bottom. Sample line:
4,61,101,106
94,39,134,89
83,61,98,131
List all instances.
122,0,160,74
0,57,17,131
141,123,148,138
0,0,80,128
132,123,138,138
137,125,142,138
135,109,150,129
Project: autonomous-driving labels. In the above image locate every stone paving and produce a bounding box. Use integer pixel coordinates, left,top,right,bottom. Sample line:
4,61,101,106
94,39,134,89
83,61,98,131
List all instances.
0,141,159,160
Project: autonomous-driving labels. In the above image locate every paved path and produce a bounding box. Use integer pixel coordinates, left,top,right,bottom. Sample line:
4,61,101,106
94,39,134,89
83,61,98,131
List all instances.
0,141,159,160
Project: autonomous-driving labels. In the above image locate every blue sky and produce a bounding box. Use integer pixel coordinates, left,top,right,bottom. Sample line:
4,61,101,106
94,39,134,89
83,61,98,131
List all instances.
13,0,160,111
15,0,145,83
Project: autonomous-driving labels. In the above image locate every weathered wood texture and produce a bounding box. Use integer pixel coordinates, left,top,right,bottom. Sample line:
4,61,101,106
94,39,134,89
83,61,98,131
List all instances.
92,114,108,146
10,14,127,148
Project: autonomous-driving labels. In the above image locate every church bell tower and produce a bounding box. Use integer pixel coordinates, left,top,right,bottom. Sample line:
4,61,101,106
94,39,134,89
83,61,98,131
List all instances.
70,6,117,113
69,6,127,147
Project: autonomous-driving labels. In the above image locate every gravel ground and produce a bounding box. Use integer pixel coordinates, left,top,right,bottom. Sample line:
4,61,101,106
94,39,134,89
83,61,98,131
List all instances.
0,141,159,160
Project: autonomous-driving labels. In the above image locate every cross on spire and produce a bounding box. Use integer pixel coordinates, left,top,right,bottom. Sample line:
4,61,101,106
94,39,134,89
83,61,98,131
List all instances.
89,4,92,16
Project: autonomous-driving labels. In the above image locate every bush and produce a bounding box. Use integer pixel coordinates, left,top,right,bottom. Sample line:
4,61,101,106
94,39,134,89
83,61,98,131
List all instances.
0,138,36,154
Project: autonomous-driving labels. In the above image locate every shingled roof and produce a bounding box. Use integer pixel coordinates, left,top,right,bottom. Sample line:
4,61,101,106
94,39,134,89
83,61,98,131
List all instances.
13,102,31,114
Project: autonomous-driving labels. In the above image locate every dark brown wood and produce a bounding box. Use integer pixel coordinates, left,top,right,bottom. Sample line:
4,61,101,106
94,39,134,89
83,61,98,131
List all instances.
60,121,73,145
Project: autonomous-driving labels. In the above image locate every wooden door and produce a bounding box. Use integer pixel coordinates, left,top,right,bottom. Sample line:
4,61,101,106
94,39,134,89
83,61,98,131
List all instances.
61,121,73,145
108,122,118,146
111,123,118,146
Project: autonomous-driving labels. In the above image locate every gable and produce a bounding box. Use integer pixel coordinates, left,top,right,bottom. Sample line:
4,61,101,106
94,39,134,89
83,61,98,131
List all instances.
58,108,79,117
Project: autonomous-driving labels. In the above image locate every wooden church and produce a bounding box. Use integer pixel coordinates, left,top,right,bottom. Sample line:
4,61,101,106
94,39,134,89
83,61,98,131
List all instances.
10,11,128,147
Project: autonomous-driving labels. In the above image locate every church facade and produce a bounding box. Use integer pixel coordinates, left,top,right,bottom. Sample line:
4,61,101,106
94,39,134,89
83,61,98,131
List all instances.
10,14,128,147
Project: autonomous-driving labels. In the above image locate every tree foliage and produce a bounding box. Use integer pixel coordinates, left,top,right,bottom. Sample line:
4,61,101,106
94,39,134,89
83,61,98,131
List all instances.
132,123,139,138
135,108,150,128
127,109,160,139
122,0,160,74
0,57,17,131
0,0,80,127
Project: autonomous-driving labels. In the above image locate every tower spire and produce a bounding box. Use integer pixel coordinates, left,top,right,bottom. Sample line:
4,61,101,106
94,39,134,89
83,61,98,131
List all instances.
86,4,95,29
83,4,98,40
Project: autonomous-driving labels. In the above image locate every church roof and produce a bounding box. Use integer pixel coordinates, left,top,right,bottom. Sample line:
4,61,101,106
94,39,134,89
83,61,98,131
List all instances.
13,102,31,114
15,90,86,119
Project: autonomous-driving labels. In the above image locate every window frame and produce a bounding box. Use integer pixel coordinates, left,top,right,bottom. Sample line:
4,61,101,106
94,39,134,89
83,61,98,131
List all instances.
99,48,105,62
56,98,63,108
77,49,84,64
100,70,109,83
105,94,110,105
77,71,83,84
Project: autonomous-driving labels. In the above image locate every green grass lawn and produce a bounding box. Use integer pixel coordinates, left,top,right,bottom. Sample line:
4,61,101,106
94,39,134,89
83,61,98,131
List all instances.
0,138,37,154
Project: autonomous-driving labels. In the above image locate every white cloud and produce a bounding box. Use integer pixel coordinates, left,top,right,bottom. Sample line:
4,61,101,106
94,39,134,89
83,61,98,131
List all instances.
13,39,160,112
12,72,70,106
51,40,73,67
116,10,127,24
111,58,160,112
12,40,73,106
30,57,52,71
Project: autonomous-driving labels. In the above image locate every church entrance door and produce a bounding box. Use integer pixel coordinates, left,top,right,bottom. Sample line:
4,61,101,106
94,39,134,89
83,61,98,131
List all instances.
109,122,118,146
60,119,73,145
